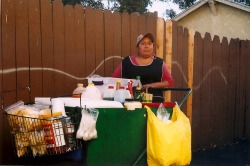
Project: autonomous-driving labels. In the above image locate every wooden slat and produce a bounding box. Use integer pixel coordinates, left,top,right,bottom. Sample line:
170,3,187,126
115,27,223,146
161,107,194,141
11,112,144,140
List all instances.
227,39,238,142
74,4,86,85
28,0,42,100
113,11,122,76
246,40,250,138
156,17,164,58
187,29,194,124
85,7,96,78
220,37,230,143
121,12,130,57
1,0,16,163
138,14,146,37
64,5,76,95
192,32,203,149
95,9,105,77
15,0,30,102
210,35,222,146
41,0,54,97
0,0,3,163
164,20,172,102
201,32,213,147
53,0,65,97
130,12,139,54
236,40,246,139
104,10,114,77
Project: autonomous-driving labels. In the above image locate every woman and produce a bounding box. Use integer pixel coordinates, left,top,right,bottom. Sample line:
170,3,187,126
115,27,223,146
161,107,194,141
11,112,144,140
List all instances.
112,33,174,102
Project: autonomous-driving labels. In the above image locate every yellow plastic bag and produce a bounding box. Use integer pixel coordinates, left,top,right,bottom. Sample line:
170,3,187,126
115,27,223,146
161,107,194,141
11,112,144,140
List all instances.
146,105,191,166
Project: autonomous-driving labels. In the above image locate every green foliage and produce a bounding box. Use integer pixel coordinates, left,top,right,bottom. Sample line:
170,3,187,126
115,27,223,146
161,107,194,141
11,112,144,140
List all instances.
165,9,176,19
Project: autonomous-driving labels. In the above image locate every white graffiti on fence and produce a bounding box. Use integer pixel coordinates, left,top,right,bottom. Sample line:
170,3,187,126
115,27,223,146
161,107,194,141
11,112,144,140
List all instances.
172,61,227,90
0,56,227,90
0,56,123,80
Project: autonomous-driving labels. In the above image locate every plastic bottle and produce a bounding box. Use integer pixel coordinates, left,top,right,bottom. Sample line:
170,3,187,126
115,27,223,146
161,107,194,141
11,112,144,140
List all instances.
72,83,85,98
81,83,102,100
114,86,131,103
136,76,142,89
103,85,115,101
116,80,121,90
134,87,142,101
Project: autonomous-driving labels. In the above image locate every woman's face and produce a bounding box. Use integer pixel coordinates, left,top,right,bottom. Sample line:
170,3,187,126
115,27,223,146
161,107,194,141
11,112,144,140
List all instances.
137,37,154,58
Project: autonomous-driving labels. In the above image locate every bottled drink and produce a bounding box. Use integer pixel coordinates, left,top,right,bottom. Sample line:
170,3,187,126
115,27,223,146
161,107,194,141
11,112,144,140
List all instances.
134,87,142,101
136,76,142,88
72,83,85,98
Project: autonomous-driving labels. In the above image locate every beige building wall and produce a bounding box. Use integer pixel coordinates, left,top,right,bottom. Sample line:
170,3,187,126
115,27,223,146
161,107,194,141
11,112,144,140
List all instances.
176,3,250,41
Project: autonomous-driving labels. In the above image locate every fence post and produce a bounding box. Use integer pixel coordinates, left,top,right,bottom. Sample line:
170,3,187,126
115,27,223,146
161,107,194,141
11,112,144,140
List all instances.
187,29,194,123
164,20,173,102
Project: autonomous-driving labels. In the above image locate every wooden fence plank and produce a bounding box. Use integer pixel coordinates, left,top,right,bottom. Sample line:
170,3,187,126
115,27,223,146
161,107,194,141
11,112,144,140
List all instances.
130,13,139,54
192,32,203,149
0,0,2,161
236,40,247,139
95,9,105,77
53,0,65,97
138,14,146,35
164,20,172,102
220,37,230,143
228,39,238,142
201,32,213,147
74,4,86,85
28,0,42,100
187,29,194,123
156,18,164,59
246,40,250,138
113,11,122,75
41,0,54,97
104,10,114,77
64,5,76,95
210,35,222,146
121,12,130,57
1,0,16,163
15,0,30,102
85,7,96,79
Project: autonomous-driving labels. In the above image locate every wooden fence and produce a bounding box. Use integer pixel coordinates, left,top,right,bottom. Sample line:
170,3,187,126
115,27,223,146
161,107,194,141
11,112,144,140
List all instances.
0,0,250,164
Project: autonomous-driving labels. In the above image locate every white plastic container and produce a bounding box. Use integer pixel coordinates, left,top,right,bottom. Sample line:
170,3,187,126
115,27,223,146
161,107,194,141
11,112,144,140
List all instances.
103,85,115,101
81,83,102,100
72,83,86,98
114,87,131,103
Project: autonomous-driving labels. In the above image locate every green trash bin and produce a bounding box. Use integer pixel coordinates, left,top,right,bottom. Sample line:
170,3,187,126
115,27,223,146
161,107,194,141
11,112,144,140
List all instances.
84,105,173,166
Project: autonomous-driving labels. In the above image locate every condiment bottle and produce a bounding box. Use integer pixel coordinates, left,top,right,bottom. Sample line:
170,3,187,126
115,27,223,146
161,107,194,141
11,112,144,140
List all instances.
136,76,142,89
72,83,85,98
116,80,121,90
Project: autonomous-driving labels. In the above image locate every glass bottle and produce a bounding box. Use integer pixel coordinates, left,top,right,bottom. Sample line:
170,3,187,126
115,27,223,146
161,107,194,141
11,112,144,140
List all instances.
136,76,142,89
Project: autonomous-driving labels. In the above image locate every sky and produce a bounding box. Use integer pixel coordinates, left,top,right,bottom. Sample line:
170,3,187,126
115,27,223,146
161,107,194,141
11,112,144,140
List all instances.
147,1,182,19
103,0,183,19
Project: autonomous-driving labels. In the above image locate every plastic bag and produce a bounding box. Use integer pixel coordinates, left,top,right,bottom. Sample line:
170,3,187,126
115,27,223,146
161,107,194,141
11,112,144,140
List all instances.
156,103,171,124
76,108,99,141
146,104,191,166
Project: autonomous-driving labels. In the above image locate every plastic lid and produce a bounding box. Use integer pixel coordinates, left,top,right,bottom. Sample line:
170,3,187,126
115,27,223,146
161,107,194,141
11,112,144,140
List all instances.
116,80,121,82
136,87,141,90
88,83,95,86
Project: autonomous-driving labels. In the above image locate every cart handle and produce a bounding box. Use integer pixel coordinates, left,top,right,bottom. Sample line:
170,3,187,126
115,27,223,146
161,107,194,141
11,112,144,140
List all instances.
148,87,192,108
